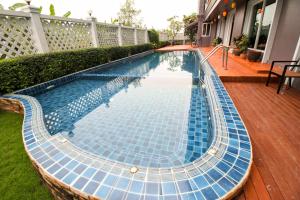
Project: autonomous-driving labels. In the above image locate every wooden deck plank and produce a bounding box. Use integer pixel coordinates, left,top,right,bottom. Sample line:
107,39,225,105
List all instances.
224,82,300,200
244,176,259,200
250,164,271,200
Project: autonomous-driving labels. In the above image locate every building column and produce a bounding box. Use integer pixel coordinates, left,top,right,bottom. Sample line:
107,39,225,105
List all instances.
196,0,205,46
144,28,148,44
22,5,49,53
134,28,138,45
118,24,123,46
89,17,100,47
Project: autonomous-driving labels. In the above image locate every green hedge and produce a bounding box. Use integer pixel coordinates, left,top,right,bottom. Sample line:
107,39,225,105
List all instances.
148,29,159,44
154,41,170,49
0,44,153,94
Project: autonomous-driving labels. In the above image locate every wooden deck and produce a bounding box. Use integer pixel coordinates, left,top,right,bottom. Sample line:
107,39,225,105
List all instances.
155,45,195,52
200,47,273,82
226,82,300,200
157,45,300,199
157,45,276,82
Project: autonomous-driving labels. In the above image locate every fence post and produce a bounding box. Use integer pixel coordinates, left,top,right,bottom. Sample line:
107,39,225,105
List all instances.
89,17,99,47
118,24,123,46
134,28,138,45
22,6,49,53
144,28,148,44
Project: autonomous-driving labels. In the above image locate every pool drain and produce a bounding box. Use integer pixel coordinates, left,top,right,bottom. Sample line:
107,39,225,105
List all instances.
130,166,139,174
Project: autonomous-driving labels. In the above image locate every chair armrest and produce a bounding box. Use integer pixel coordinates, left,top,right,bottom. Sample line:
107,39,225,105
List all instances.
272,60,298,64
284,64,300,71
270,61,299,71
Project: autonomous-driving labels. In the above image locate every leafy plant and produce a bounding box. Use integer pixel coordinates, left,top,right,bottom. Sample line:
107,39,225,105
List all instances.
0,44,154,94
183,13,198,42
238,35,249,53
49,4,55,16
117,0,142,27
166,16,183,45
148,29,159,44
63,11,71,18
0,4,4,10
212,37,222,46
8,3,26,11
37,4,71,17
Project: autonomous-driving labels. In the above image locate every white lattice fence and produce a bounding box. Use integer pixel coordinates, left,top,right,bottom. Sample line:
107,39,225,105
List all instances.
121,27,135,46
0,7,149,59
159,32,169,42
0,13,38,59
137,29,145,44
41,16,93,52
96,23,119,47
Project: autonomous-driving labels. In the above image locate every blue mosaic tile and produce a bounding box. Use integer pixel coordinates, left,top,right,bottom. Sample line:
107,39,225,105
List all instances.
83,181,99,194
73,177,89,190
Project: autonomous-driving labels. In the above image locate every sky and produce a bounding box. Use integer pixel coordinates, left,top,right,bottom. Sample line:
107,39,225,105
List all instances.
1,0,198,30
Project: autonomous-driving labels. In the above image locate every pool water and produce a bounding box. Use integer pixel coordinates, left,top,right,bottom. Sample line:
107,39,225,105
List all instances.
34,51,213,168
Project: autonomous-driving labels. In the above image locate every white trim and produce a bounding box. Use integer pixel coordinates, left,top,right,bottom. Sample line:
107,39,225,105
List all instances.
205,0,221,21
262,0,283,63
292,36,300,62
0,9,30,17
216,19,221,38
223,10,235,46
242,0,262,35
220,18,226,39
202,22,212,37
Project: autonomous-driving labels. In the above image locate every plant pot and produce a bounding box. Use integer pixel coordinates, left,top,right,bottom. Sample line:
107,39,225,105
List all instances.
232,48,241,56
247,49,262,62
240,53,247,59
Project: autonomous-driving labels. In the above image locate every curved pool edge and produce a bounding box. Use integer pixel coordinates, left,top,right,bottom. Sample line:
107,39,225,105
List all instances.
1,49,253,200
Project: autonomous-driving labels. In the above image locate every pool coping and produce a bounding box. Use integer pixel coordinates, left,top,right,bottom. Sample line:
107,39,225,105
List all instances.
1,50,253,200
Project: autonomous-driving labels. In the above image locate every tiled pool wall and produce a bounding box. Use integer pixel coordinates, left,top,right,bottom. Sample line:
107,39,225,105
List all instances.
15,50,154,96
1,50,252,200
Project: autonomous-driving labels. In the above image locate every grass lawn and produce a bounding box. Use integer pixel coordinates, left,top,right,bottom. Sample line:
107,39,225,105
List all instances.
0,110,53,200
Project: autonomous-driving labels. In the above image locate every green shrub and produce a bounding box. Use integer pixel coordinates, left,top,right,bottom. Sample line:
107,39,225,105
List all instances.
212,37,222,46
154,41,170,49
0,44,153,94
148,29,159,44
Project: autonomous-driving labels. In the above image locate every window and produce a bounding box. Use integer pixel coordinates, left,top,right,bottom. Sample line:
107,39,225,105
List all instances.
247,0,276,50
202,23,211,37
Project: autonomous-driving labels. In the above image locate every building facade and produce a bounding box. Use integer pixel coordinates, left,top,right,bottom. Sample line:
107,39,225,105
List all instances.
196,0,300,64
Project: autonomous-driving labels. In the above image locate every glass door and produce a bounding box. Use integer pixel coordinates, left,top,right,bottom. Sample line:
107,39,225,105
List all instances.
247,0,276,50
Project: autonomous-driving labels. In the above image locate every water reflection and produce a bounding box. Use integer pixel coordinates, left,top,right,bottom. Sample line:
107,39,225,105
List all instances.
34,51,212,167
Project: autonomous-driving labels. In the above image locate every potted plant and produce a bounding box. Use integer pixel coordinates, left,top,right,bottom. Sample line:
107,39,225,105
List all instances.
212,37,222,46
247,49,263,62
237,35,249,59
232,35,242,56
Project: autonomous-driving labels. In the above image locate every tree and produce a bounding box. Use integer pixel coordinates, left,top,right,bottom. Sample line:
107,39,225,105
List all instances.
166,16,183,45
39,4,71,17
183,13,198,42
0,2,71,17
0,2,27,11
148,29,159,44
117,0,142,27
110,18,119,24
9,3,27,11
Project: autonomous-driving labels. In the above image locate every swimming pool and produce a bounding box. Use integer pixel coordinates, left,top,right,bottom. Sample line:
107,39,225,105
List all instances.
34,51,212,168
6,50,252,199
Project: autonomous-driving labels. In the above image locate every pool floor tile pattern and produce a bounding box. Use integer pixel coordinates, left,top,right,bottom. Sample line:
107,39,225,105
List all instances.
6,50,252,200
34,51,212,168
